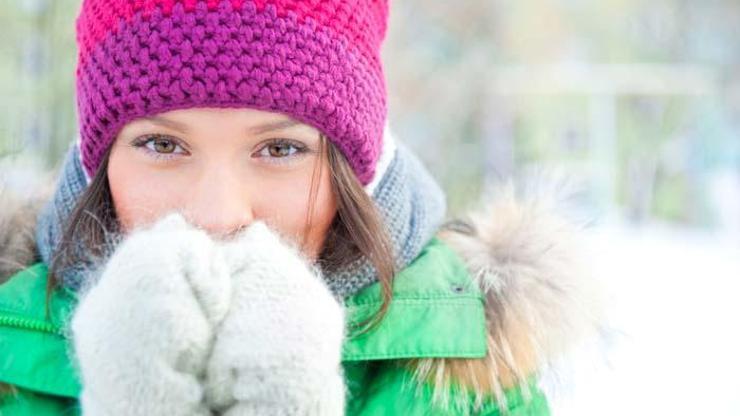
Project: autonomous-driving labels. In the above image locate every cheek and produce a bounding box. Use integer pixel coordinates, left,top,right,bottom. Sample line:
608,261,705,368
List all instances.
303,173,337,258
252,167,336,259
108,153,186,232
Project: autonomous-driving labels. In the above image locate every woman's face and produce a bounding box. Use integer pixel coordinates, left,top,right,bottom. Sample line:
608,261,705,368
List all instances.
108,107,337,260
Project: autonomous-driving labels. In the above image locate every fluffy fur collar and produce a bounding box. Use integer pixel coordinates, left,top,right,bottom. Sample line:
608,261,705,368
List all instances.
0,181,603,412
411,182,604,412
0,186,49,283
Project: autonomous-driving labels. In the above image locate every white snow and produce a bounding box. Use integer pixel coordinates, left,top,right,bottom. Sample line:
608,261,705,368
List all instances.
548,223,740,415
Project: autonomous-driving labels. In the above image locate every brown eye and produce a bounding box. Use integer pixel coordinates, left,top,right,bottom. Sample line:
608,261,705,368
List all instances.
254,139,307,164
132,135,186,158
268,143,293,157
153,138,176,154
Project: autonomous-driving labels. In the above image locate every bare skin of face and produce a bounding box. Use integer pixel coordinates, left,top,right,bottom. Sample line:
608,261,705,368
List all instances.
107,107,338,260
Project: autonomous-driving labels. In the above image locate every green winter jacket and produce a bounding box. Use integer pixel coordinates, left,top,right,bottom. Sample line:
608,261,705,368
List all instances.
0,238,550,415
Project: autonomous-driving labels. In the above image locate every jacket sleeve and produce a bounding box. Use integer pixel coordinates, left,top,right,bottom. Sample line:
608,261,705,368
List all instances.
0,384,80,416
346,361,550,416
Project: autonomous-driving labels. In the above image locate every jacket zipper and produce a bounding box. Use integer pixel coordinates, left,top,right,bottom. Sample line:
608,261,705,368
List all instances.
0,314,62,335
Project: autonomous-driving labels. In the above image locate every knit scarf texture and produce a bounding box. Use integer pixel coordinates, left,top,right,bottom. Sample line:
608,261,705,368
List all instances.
35,138,446,299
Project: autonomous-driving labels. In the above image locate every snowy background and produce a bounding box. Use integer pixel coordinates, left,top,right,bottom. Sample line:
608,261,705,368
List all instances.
548,222,740,415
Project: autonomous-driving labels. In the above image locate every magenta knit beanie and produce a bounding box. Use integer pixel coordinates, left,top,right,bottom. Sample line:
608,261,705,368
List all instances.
74,0,389,185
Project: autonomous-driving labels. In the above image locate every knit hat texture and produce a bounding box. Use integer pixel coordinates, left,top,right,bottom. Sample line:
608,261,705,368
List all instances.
75,0,389,184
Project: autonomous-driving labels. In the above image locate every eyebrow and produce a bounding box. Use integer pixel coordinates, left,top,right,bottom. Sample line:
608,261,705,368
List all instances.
247,119,301,135
141,116,190,133
140,116,301,135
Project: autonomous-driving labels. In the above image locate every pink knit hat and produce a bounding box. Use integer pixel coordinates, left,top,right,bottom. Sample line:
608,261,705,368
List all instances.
75,0,389,185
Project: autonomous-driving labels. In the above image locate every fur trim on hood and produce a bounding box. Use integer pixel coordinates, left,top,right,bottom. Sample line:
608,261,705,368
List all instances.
0,179,604,412
407,180,604,412
0,186,50,283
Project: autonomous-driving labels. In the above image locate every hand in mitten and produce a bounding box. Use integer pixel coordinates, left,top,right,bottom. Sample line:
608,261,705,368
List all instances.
70,213,232,416
205,221,346,416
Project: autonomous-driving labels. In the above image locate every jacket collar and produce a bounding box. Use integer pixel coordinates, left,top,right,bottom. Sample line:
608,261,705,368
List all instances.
0,263,80,398
342,237,487,361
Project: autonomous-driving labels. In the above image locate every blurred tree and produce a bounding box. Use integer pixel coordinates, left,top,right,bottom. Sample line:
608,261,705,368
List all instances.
0,0,77,166
384,0,740,226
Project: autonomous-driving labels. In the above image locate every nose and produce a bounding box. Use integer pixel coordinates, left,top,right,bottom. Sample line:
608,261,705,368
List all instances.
183,166,254,239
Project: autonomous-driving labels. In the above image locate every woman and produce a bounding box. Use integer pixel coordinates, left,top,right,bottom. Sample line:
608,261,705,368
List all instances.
0,0,600,414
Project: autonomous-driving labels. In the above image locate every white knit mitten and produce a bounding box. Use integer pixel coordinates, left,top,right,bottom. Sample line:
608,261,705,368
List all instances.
70,214,232,416
205,221,346,416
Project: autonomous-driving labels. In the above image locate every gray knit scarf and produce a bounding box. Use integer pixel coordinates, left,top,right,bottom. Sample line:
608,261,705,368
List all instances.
35,137,446,299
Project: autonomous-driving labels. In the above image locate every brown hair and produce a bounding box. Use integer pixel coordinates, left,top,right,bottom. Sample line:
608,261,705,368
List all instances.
48,135,395,331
